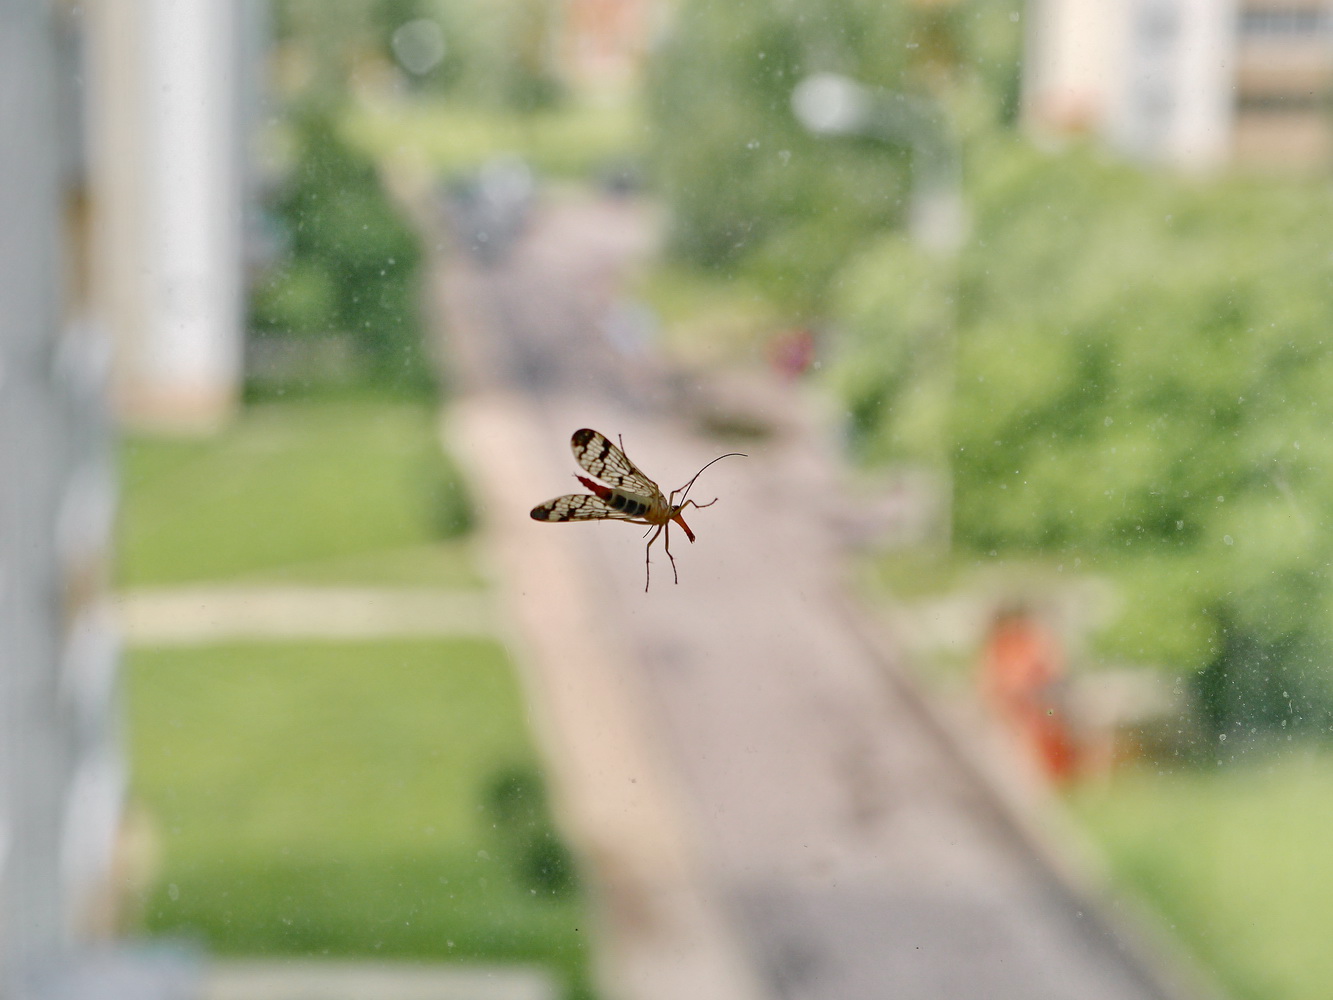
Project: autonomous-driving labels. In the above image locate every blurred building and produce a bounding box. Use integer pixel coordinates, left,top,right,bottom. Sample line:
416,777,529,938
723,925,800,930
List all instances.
1024,0,1333,171
1,4,193,998
1234,2,1333,166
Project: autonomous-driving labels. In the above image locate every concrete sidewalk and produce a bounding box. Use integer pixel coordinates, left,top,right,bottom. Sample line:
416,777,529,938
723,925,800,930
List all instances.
203,960,554,1000
117,586,496,645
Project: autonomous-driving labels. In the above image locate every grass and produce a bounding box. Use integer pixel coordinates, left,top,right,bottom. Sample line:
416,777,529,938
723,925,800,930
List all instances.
126,639,595,1000
117,400,479,589
635,263,783,368
118,397,597,996
867,544,1333,999
342,99,643,180
1068,753,1333,1000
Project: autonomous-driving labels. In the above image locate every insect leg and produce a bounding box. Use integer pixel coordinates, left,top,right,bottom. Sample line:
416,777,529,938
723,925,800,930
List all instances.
663,520,679,585
643,523,665,592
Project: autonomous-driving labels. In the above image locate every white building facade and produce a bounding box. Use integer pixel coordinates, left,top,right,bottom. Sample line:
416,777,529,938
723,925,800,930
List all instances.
1025,0,1333,171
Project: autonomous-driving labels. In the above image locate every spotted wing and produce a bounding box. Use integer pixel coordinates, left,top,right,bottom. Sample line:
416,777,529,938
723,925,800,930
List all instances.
530,493,644,522
571,428,665,502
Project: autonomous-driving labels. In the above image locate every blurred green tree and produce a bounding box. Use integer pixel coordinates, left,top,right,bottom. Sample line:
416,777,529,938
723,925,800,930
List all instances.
834,140,1333,739
250,105,431,394
251,0,443,396
646,0,1022,312
647,0,912,308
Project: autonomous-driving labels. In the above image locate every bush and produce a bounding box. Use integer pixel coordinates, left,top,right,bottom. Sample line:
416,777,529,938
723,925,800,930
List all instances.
250,106,432,396
484,765,578,898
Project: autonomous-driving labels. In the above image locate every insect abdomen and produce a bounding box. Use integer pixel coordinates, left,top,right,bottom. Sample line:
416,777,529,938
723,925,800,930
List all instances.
608,492,652,518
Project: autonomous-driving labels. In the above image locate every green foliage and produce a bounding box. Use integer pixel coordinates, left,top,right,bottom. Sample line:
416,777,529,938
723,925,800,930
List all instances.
117,400,477,588
646,0,911,305
632,263,783,366
128,640,595,1000
486,0,565,112
646,0,1024,311
484,766,578,897
1071,756,1333,1000
833,139,1333,735
828,234,955,465
948,0,1026,130
251,106,432,395
257,0,593,394
412,0,565,110
342,101,643,180
279,0,564,109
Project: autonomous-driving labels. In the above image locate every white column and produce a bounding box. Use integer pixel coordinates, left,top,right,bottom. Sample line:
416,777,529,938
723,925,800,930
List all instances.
97,0,243,431
1023,0,1126,133
1105,0,1238,170
1167,0,1238,170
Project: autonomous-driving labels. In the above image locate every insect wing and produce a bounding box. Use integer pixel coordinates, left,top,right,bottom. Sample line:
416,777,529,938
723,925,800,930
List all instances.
571,428,664,501
530,493,642,522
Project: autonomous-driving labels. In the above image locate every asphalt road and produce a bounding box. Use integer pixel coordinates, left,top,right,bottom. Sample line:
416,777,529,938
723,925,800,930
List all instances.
432,189,1209,1000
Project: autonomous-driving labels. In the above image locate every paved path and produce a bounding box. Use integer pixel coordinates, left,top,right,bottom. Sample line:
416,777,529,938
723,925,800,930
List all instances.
117,586,496,645
432,192,1208,1000
204,959,553,1000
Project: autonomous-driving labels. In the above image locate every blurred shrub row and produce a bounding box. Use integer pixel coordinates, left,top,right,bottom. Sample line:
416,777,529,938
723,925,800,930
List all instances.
249,106,431,396
649,0,1333,740
249,0,569,398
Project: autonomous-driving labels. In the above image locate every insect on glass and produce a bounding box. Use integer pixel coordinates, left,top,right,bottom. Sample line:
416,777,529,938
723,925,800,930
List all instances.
530,428,745,591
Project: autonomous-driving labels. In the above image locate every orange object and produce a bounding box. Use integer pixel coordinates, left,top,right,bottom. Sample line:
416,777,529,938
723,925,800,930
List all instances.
980,604,1079,783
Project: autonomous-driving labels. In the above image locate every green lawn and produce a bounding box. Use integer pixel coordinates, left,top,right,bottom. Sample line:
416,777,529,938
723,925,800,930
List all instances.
342,100,642,179
127,639,594,1000
118,398,595,996
635,263,783,368
117,400,479,588
1069,753,1333,1000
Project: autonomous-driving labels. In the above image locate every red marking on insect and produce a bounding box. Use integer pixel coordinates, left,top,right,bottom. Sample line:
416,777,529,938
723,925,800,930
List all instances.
530,429,745,591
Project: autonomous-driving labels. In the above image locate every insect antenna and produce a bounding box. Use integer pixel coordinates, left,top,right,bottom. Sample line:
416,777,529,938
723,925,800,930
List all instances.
669,451,747,505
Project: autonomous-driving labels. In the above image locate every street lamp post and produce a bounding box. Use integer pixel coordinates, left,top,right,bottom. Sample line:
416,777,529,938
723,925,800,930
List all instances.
792,72,966,256
792,72,965,547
